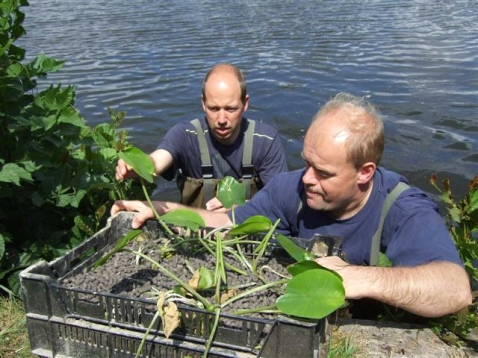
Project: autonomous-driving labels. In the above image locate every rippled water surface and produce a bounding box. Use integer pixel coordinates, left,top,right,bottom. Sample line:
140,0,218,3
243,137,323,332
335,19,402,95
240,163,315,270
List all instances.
19,0,477,197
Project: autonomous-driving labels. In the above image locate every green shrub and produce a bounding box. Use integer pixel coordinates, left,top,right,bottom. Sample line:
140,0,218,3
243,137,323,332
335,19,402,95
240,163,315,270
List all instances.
429,174,478,342
0,0,153,296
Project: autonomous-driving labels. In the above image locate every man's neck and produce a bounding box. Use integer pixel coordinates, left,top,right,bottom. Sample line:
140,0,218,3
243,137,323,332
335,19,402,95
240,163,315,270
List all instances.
332,181,374,220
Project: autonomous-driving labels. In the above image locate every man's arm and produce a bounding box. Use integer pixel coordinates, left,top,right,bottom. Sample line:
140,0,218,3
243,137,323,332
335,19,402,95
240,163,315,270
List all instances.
149,149,174,175
316,256,472,317
110,200,233,229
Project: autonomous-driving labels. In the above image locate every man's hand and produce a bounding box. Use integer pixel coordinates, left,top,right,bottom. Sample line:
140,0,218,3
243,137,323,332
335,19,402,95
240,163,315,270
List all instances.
315,256,366,299
115,158,138,180
110,200,154,228
205,197,228,212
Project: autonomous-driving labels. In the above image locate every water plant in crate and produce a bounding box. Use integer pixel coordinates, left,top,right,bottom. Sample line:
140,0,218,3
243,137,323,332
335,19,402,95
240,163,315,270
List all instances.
96,145,346,357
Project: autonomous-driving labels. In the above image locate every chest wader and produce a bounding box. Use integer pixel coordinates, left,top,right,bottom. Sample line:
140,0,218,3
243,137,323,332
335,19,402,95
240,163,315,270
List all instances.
369,181,410,266
354,181,410,319
177,119,261,208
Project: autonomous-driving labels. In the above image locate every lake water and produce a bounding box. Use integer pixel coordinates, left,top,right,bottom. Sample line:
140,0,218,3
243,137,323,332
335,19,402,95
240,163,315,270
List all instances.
18,0,477,199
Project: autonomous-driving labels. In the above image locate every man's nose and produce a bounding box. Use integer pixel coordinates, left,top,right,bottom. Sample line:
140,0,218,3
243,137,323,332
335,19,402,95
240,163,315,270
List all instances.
217,109,227,122
302,166,316,185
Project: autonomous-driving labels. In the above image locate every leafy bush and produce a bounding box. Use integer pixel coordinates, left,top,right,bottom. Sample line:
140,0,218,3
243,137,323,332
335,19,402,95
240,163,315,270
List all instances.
429,174,478,342
0,0,153,296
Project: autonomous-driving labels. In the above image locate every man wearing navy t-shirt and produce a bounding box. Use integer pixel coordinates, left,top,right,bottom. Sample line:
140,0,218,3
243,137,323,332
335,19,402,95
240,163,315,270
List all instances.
115,63,288,211
112,93,471,318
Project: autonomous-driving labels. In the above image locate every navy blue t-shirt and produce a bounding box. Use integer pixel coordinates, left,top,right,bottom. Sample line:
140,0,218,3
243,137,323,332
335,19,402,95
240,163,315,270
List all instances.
229,168,462,267
157,117,288,184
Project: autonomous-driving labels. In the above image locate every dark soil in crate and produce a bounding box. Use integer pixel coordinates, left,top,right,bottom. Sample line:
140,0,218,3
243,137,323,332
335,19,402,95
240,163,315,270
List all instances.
62,228,293,324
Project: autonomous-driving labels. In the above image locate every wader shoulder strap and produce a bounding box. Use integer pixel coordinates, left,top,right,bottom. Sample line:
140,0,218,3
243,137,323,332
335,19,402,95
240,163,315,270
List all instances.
369,182,410,266
295,190,306,237
190,119,214,201
242,119,255,198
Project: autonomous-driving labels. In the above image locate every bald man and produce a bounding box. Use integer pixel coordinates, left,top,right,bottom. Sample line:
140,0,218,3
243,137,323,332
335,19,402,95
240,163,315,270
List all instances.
116,63,288,211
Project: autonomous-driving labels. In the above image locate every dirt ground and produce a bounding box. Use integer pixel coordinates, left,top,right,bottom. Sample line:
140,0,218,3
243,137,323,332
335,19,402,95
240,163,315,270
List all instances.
332,318,478,357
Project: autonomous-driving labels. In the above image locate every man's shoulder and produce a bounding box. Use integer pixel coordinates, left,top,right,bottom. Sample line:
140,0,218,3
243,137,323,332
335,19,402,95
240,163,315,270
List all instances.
166,118,205,133
246,118,279,136
269,169,303,185
375,167,437,212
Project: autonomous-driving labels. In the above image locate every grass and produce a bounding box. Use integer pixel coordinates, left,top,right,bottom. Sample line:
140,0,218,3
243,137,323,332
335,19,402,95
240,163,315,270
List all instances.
327,326,363,358
0,295,33,358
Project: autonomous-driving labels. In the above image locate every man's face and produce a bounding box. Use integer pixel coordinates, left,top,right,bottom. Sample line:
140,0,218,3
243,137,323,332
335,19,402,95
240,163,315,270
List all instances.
301,116,362,218
201,72,249,145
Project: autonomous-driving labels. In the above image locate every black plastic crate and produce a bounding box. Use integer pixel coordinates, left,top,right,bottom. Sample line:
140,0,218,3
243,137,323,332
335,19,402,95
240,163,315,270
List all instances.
21,212,330,357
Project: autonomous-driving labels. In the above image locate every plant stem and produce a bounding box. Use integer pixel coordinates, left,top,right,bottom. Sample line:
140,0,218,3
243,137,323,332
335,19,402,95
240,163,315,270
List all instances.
127,249,214,311
233,304,280,316
252,219,280,273
140,178,176,237
135,310,160,358
221,279,288,309
203,307,222,357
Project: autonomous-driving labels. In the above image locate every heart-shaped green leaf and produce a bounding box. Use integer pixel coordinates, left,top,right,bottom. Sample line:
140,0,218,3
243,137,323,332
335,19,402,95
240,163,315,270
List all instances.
276,269,345,319
287,260,321,277
217,176,246,208
118,146,155,183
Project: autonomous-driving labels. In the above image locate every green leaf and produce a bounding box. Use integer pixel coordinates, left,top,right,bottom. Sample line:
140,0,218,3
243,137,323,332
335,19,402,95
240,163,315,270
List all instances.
275,234,315,262
93,229,143,268
35,84,75,111
276,269,345,319
118,146,155,183
228,215,272,236
58,106,85,128
196,267,215,290
70,189,87,208
468,189,478,214
6,62,24,77
28,53,65,75
216,176,246,208
0,233,5,260
287,260,321,277
160,209,206,232
42,114,57,130
449,207,462,223
377,253,393,267
0,163,33,185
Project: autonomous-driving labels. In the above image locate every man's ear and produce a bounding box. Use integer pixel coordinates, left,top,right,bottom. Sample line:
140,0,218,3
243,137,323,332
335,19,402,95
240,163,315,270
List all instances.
358,162,376,184
243,94,250,112
201,95,206,112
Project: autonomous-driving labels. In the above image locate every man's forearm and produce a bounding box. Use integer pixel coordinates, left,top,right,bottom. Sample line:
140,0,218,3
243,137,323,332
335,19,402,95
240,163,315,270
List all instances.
317,256,472,317
345,261,471,317
152,201,233,228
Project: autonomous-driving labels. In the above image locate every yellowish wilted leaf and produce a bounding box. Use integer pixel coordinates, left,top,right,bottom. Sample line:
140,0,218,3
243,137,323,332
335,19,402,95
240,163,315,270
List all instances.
220,289,238,303
163,302,180,338
188,270,200,290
